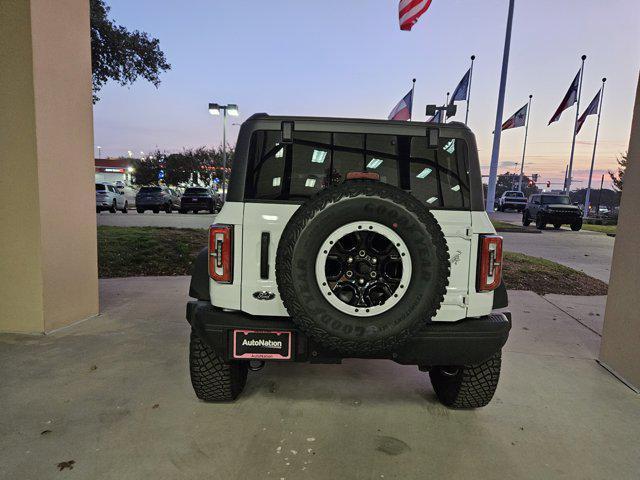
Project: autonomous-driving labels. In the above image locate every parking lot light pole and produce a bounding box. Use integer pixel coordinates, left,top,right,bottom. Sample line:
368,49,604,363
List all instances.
209,103,239,201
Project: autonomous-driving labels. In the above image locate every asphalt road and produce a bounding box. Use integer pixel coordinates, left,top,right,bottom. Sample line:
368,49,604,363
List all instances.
492,211,615,283
97,211,215,228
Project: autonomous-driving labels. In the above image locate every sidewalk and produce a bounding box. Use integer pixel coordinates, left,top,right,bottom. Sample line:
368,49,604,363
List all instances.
0,279,637,480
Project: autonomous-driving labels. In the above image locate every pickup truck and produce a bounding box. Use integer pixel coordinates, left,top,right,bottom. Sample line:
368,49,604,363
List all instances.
497,191,527,212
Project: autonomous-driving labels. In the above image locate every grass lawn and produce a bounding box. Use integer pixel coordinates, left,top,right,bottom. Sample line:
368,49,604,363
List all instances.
502,252,608,296
98,226,207,278
581,223,617,235
98,227,607,296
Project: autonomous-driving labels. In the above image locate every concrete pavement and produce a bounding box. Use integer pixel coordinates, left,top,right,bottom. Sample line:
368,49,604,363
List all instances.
1,277,637,480
493,211,615,282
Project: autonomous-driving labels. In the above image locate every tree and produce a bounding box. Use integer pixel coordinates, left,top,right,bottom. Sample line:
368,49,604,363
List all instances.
494,172,539,198
90,0,171,102
608,152,628,191
131,155,163,185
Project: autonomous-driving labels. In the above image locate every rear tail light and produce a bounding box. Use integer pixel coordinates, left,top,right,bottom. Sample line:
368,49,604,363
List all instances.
477,235,503,291
209,224,234,283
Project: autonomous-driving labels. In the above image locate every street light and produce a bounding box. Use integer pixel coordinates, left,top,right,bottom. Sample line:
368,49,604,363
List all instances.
208,102,239,201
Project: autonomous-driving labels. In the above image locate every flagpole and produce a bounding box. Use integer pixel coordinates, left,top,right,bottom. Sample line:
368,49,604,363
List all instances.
518,94,533,192
410,78,416,121
465,55,476,125
566,54,587,193
444,92,450,122
486,0,515,213
583,78,606,218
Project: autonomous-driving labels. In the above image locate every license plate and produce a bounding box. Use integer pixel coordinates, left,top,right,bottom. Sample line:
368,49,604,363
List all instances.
233,330,292,360
192,197,198,201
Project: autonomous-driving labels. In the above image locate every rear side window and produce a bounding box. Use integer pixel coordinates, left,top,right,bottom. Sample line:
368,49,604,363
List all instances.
95,184,106,191
245,129,470,208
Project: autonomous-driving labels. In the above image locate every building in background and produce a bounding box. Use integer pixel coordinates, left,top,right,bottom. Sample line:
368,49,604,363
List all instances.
94,158,135,185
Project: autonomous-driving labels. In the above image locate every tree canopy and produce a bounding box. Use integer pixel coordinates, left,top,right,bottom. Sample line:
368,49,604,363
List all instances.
131,147,234,187
608,152,628,191
90,0,171,102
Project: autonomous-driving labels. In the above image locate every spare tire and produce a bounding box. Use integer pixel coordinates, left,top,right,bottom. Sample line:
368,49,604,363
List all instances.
276,180,449,355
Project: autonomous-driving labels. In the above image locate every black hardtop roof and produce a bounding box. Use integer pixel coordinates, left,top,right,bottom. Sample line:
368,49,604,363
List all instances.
244,112,471,132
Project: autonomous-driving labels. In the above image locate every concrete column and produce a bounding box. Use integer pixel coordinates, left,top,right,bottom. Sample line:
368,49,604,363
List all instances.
599,73,640,391
0,0,98,333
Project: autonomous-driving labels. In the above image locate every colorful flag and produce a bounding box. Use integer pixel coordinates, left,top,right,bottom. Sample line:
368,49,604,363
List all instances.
501,103,528,130
427,109,442,123
548,70,580,125
388,88,414,121
575,89,601,134
450,68,471,103
399,0,433,31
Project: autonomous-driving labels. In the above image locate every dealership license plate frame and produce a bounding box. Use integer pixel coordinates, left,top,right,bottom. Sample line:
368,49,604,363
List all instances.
232,329,293,360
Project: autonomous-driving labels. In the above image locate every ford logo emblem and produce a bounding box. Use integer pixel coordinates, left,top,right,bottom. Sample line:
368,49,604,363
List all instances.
253,291,276,301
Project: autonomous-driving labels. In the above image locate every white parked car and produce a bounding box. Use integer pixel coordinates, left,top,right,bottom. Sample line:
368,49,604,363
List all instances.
95,182,128,213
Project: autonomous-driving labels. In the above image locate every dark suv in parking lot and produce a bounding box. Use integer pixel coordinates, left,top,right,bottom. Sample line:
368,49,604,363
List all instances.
179,187,220,214
522,193,582,230
135,186,181,213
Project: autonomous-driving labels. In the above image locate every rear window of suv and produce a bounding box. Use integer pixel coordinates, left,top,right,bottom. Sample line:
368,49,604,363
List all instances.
139,187,162,193
245,130,470,209
184,188,208,195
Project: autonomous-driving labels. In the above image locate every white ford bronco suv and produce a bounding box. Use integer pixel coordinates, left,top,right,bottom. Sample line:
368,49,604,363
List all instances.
186,114,510,408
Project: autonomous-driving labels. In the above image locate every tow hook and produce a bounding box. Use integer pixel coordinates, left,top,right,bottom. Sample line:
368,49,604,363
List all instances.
248,360,265,371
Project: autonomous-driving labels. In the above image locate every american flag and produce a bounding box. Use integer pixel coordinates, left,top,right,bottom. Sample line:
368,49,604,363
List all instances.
399,0,433,31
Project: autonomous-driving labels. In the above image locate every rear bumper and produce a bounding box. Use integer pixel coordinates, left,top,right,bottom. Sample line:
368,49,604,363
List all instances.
181,200,212,209
136,199,165,207
503,202,526,209
186,301,511,366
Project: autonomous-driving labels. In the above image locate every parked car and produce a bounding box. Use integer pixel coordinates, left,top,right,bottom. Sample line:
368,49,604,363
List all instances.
179,187,220,214
135,186,180,213
96,182,128,213
522,193,582,230
185,114,510,409
497,190,526,212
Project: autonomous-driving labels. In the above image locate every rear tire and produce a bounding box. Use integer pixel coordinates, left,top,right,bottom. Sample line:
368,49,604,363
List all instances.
189,331,247,401
429,351,501,409
570,220,582,231
122,201,128,214
522,211,531,227
165,203,172,214
109,200,117,214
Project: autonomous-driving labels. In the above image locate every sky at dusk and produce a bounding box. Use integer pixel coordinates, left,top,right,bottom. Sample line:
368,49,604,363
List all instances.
93,0,640,189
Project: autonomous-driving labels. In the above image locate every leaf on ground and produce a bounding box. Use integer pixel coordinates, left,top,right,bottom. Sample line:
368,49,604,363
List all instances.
57,460,75,471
